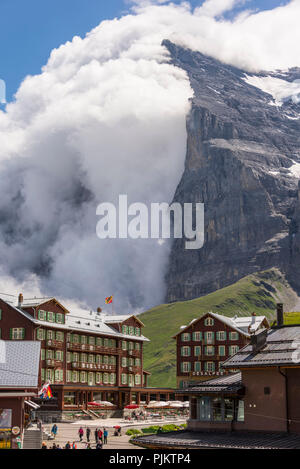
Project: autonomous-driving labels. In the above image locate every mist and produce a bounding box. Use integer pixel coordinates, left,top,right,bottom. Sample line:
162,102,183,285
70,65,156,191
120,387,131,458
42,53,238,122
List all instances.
0,0,299,312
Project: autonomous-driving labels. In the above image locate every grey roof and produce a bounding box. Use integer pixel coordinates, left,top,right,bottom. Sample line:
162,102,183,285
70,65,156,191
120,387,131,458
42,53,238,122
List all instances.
223,326,300,368
179,372,243,394
0,341,40,388
132,431,300,450
0,297,149,342
175,312,268,338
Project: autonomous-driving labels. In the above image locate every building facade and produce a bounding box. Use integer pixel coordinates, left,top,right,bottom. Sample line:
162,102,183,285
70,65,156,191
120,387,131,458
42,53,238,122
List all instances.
0,295,174,419
185,306,300,434
173,312,269,388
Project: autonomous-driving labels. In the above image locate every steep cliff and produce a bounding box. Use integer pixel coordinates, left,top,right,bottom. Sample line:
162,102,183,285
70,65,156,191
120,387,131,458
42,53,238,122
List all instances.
164,40,300,302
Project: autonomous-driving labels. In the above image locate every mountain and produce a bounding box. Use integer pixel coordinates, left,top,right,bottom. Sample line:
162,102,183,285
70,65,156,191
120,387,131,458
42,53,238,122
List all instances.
163,40,300,303
141,268,300,388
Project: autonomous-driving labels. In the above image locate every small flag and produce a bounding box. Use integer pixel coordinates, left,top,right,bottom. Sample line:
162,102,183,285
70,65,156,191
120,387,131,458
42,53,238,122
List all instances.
105,296,113,304
39,382,53,400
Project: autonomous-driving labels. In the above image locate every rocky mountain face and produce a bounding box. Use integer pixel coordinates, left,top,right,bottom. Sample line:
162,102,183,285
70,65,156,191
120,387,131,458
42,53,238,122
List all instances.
164,40,300,303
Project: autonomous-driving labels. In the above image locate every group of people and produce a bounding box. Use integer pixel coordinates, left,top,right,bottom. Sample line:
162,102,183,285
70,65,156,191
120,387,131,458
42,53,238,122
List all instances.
44,424,113,449
78,426,109,446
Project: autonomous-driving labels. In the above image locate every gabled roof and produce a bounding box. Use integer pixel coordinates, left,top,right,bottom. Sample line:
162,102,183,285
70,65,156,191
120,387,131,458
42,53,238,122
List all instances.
0,341,40,388
21,297,70,314
222,325,300,368
105,314,145,327
178,372,243,394
173,312,268,338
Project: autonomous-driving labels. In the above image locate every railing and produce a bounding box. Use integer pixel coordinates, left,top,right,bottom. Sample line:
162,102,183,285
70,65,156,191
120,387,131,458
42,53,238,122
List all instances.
46,339,64,349
67,342,120,355
46,359,63,367
71,362,116,372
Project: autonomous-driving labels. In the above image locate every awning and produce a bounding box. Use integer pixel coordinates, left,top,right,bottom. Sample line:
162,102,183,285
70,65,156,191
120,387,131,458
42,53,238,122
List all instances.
24,400,40,410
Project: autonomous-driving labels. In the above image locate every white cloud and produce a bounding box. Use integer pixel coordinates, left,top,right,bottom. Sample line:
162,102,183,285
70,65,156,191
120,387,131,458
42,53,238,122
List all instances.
0,1,299,311
195,0,244,17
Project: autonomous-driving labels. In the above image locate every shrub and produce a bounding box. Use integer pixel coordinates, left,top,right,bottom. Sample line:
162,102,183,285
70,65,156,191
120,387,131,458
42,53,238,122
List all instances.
126,429,142,436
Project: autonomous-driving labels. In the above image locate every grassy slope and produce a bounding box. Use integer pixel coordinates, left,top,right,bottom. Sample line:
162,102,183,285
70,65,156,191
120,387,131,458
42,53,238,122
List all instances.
140,269,299,388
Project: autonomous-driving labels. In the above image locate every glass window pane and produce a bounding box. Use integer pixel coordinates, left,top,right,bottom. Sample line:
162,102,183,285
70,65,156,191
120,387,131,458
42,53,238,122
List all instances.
224,399,234,421
211,398,222,421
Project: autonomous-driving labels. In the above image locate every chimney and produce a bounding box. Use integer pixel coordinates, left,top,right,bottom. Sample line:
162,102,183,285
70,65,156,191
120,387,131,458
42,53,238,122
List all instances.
276,303,284,327
18,293,23,308
251,328,268,353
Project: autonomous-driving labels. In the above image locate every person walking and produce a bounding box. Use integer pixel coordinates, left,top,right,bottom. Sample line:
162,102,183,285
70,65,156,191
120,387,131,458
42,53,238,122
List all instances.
51,424,58,439
94,427,99,443
78,427,84,442
98,428,103,443
86,427,91,442
72,441,77,449
103,428,108,445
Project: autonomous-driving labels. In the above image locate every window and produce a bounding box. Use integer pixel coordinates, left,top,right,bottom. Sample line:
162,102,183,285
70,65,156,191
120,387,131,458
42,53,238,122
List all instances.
181,346,191,357
103,373,109,384
47,330,54,340
46,369,53,382
47,311,55,323
56,313,64,324
193,331,202,341
110,373,116,384
194,346,201,356
229,332,239,341
205,346,215,356
80,372,87,383
229,345,239,356
88,354,94,364
218,346,226,357
135,342,141,351
194,362,201,372
204,331,214,344
38,310,47,321
72,371,79,383
204,361,215,372
110,356,116,365
181,333,191,342
135,374,141,385
67,352,72,363
0,308,2,320
41,368,46,381
135,358,141,367
104,338,109,347
197,397,244,422
128,342,134,350
103,355,109,365
129,326,134,335
96,337,103,346
96,355,102,364
80,336,87,345
56,331,64,342
96,373,102,384
204,317,214,326
41,349,46,360
88,336,95,345
47,349,54,359
181,362,191,373
56,350,64,361
121,374,127,385
72,334,79,344
216,331,226,341
122,341,127,351
80,353,87,363
37,328,45,341
10,328,25,340
122,325,128,335
135,327,141,336
122,357,128,367
55,369,63,382
66,371,72,383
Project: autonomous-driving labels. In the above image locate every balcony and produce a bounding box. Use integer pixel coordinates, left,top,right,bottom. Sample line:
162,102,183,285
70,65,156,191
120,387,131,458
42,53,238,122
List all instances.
67,342,120,355
46,359,63,367
46,339,64,349
71,362,116,372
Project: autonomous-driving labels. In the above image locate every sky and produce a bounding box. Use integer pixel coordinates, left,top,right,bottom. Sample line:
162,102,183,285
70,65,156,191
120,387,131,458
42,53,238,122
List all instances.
0,0,298,312
0,0,289,101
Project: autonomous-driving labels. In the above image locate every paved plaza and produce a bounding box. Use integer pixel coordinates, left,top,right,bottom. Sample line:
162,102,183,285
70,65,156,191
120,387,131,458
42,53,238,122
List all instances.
42,418,187,450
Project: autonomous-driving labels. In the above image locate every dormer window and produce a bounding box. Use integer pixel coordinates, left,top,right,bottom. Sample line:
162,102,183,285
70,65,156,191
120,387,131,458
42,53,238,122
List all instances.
122,325,128,335
56,313,64,324
204,317,214,326
38,310,47,321
47,311,55,323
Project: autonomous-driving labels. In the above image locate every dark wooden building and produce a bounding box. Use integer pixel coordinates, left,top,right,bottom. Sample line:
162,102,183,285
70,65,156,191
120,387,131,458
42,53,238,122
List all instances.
0,294,174,420
173,312,269,389
0,341,40,449
183,305,300,434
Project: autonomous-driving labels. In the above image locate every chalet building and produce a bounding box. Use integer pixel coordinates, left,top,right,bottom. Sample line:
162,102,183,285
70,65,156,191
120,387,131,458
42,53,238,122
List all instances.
173,312,269,389
0,341,40,449
185,304,300,435
0,294,175,421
